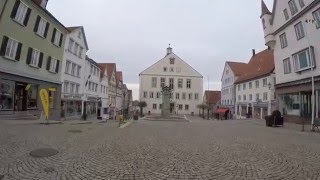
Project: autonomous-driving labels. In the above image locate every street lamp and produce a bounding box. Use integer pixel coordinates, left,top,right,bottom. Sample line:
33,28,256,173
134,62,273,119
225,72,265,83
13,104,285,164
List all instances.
304,18,317,131
268,82,272,115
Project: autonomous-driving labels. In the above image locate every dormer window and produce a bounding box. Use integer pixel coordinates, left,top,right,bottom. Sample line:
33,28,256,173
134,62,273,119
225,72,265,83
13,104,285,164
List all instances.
163,67,167,72
288,0,298,16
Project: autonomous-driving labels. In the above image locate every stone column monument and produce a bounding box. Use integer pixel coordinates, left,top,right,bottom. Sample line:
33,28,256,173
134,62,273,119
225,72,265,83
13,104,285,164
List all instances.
161,86,171,118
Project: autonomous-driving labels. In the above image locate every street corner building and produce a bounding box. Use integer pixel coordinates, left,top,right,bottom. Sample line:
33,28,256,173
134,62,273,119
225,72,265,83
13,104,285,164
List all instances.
139,46,203,115
260,0,320,123
0,0,68,120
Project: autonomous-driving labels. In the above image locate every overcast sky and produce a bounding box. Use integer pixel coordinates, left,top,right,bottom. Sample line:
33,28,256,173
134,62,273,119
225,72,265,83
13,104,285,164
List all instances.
47,0,273,100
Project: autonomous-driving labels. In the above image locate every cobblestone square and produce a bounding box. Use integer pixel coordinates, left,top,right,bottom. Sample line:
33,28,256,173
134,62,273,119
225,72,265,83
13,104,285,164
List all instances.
1,118,320,179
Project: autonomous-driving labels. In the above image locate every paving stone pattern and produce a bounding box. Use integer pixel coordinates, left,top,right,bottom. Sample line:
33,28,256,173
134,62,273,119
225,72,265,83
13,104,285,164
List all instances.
1,118,320,179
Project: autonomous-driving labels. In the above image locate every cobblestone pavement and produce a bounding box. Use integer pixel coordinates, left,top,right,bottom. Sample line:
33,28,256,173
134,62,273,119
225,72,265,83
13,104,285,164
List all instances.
1,118,320,180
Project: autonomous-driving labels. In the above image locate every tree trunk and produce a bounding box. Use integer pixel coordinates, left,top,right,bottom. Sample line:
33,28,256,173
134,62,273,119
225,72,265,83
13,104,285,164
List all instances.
140,107,143,116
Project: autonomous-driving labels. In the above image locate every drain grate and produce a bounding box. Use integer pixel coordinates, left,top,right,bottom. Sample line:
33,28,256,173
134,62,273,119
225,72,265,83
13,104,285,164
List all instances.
30,148,59,158
44,167,55,173
68,130,82,133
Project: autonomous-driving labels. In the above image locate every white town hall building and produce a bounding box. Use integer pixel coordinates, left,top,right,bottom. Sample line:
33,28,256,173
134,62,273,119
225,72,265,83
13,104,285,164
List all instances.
139,46,203,115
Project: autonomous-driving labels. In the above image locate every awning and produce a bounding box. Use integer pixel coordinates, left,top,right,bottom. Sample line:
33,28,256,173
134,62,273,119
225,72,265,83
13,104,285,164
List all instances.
214,108,229,114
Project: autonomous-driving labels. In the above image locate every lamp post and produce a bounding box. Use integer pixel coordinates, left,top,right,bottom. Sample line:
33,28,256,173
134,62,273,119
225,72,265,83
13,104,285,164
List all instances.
303,18,318,131
268,82,272,116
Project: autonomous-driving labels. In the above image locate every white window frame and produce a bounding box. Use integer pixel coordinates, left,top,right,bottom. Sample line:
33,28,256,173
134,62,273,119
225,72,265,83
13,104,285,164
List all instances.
5,38,19,60
176,93,180,100
14,2,28,25
288,0,298,16
263,78,267,87
71,63,76,76
186,79,191,89
151,77,157,88
312,8,320,29
280,33,288,48
149,92,154,98
76,84,80,94
30,49,40,67
283,58,292,74
293,48,314,72
70,83,75,94
49,58,58,73
37,17,47,37
178,79,183,88
294,21,305,40
143,91,147,98
255,80,259,88
79,46,83,58
53,30,61,46
195,93,199,100
68,39,74,52
64,82,69,93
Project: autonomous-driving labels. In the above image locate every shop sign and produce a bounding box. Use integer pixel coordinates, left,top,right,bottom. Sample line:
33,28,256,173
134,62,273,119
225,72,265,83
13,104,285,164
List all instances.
40,89,49,120
49,87,56,92
25,84,31,91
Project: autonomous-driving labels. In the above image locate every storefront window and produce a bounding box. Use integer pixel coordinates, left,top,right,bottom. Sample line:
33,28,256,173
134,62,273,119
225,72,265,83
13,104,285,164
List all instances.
27,85,38,109
75,101,82,115
66,101,74,117
280,93,300,116
0,80,14,110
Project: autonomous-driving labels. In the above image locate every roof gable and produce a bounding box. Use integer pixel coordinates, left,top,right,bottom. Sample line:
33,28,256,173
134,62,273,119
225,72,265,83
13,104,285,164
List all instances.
235,49,274,83
226,61,247,77
140,53,203,78
66,26,89,50
204,91,221,104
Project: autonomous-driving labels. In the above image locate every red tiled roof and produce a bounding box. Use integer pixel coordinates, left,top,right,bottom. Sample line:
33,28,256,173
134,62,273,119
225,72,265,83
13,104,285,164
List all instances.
204,91,221,104
116,71,123,85
97,63,116,81
235,49,274,84
226,61,248,77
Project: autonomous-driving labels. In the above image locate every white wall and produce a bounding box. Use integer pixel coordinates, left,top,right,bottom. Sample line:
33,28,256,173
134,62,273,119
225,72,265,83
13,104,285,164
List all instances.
221,63,236,106
236,74,276,104
61,28,87,100
263,1,320,85
139,51,203,115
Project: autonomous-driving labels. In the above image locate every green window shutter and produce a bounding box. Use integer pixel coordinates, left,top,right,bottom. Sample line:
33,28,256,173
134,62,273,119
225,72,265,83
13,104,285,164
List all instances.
0,36,9,56
10,0,20,19
23,8,31,26
15,42,22,61
38,52,43,68
46,56,51,70
26,47,33,64
34,16,40,32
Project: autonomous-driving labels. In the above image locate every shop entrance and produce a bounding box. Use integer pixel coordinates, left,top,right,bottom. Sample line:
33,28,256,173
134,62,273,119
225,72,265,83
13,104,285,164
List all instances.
15,83,27,111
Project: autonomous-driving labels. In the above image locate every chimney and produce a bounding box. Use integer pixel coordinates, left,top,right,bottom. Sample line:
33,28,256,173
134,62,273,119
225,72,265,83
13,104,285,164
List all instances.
252,49,256,56
167,44,172,55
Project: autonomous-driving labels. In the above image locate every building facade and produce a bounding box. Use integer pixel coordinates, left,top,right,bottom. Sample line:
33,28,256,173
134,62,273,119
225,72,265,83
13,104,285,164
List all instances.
100,63,117,119
261,0,320,123
220,61,247,118
234,49,276,119
61,26,88,119
83,56,101,118
139,46,203,115
0,0,67,120
115,71,123,116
